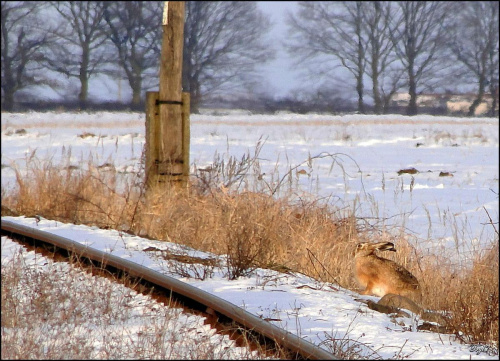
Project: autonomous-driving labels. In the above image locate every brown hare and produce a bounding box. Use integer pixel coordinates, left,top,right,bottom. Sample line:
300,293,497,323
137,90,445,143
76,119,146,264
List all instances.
354,242,422,304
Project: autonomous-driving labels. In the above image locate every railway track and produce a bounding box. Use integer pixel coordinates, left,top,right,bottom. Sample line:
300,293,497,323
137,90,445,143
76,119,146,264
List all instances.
1,219,338,360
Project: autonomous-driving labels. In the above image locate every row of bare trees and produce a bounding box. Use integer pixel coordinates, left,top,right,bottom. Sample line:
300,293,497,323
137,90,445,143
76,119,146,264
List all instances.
286,1,498,116
1,1,273,112
2,1,498,115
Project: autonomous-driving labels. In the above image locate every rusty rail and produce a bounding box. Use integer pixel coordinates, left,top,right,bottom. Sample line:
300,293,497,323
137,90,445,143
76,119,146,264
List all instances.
1,218,338,360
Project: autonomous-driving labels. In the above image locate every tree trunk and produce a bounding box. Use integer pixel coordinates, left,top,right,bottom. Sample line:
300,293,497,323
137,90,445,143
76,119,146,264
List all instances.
78,46,90,109
383,89,397,114
131,86,142,108
355,3,365,114
129,72,142,108
190,79,201,114
468,74,486,116
372,59,381,114
2,72,15,111
78,78,88,109
2,56,15,111
356,74,365,114
2,90,14,111
489,84,498,116
78,73,88,109
407,62,418,115
370,1,382,115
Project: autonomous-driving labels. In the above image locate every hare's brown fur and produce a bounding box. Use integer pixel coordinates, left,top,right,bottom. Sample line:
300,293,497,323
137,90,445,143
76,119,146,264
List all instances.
354,242,422,304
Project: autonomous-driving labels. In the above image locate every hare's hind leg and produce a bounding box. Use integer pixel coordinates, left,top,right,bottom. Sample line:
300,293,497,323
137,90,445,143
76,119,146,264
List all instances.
361,282,374,295
378,293,422,315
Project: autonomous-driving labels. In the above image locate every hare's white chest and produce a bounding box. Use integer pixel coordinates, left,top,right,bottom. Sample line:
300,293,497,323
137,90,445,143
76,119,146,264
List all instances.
371,284,388,297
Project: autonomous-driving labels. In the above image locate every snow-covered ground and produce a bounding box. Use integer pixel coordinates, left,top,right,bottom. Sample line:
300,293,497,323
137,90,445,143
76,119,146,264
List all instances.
1,111,498,358
1,111,498,263
2,216,498,359
1,235,266,359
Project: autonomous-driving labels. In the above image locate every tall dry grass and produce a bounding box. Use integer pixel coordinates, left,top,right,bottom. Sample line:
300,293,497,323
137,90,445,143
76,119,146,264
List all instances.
1,149,498,347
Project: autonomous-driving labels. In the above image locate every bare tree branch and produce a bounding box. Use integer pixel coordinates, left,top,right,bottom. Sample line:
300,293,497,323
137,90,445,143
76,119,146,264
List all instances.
389,1,452,115
446,1,499,116
43,1,110,108
1,1,54,110
183,1,274,113
103,1,162,108
285,1,368,113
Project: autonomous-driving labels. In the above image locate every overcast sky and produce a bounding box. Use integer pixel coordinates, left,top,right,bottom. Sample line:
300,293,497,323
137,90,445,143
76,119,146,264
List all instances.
256,1,303,98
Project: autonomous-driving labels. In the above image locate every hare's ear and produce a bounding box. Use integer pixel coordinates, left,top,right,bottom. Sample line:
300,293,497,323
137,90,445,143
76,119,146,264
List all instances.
375,242,396,252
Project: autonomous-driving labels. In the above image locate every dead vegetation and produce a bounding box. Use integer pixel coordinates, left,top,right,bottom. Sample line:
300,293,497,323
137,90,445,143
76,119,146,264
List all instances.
1,146,498,350
0,246,277,359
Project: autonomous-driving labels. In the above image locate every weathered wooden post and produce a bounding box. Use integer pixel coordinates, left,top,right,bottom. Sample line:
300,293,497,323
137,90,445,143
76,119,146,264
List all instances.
145,1,189,189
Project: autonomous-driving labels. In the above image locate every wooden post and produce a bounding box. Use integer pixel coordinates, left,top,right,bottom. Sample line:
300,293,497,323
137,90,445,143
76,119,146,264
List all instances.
181,92,190,185
145,1,189,190
158,1,185,178
145,91,160,187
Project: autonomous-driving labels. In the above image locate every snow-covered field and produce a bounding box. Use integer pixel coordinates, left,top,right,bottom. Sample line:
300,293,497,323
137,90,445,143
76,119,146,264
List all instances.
1,110,498,358
1,110,498,262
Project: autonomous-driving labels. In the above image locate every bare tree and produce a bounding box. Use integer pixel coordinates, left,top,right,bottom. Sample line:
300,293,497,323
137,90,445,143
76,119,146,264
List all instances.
183,1,274,113
362,1,405,114
103,1,162,108
43,1,109,108
447,1,499,116
389,1,451,115
286,1,368,113
1,1,53,111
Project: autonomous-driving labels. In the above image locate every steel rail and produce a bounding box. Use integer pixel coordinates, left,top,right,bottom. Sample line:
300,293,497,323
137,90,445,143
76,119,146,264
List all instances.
1,219,338,360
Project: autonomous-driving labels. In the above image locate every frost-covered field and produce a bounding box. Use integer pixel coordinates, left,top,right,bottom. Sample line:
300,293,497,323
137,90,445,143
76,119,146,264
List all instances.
1,111,498,263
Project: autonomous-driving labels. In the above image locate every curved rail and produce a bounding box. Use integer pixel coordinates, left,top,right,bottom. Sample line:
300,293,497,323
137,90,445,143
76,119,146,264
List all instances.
1,219,338,360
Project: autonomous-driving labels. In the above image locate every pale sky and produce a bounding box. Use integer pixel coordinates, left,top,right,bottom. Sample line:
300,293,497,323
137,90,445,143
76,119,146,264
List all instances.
32,1,304,103
256,1,303,98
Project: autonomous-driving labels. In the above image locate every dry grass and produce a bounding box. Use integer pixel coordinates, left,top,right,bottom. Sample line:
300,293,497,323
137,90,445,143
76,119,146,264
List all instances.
1,244,280,359
430,242,499,345
1,148,498,349
192,118,496,127
1,119,143,131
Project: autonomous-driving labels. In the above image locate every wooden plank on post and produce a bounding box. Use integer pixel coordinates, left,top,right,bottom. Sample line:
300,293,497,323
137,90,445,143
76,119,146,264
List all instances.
145,91,160,187
158,1,185,178
181,92,190,185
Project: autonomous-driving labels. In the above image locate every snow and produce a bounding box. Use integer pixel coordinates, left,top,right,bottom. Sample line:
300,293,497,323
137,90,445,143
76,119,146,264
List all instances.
1,216,498,359
1,235,265,359
1,110,499,358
